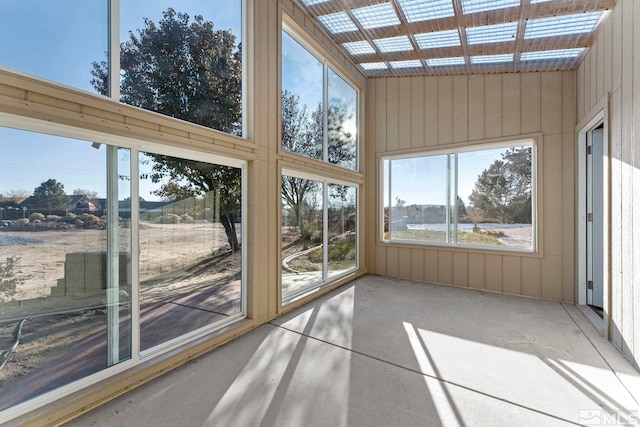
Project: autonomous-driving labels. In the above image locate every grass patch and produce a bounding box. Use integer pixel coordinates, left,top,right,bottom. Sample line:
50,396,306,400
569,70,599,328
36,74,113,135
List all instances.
388,229,503,246
287,235,356,272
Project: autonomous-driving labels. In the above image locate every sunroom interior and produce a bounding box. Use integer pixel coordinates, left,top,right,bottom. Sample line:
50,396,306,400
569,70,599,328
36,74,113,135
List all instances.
1,0,640,425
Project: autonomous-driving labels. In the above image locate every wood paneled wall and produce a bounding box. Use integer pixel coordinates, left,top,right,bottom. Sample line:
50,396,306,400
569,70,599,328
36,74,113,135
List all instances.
366,72,576,303
577,0,640,367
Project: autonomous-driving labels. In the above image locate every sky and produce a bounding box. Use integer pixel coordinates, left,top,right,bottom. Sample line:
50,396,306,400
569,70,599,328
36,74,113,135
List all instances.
0,1,242,92
0,1,242,200
282,31,359,141
385,147,519,207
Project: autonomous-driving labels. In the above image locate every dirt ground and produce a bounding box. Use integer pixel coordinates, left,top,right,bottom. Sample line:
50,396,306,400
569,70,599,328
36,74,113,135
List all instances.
1,221,233,301
0,221,241,406
496,226,533,248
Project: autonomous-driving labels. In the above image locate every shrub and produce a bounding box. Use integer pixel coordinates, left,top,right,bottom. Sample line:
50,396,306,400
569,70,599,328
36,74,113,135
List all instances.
45,215,63,222
157,213,181,224
15,218,29,225
64,213,77,223
179,214,194,223
481,228,505,237
79,214,101,223
29,212,45,221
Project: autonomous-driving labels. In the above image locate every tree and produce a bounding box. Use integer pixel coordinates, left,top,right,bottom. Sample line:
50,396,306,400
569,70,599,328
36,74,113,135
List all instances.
91,8,243,250
147,155,241,251
468,147,532,224
456,196,467,221
390,197,408,231
31,179,70,210
92,8,241,133
73,188,98,199
5,189,29,204
280,91,355,240
281,90,320,239
327,105,356,169
281,90,321,160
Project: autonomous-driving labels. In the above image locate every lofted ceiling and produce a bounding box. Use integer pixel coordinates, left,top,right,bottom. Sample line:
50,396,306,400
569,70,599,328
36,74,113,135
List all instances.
294,0,617,77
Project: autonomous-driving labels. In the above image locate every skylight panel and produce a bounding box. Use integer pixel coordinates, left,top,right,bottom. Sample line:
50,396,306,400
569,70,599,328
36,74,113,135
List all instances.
390,60,423,69
302,0,329,5
462,0,520,15
426,57,466,67
352,3,400,30
530,0,552,3
521,48,584,61
317,12,358,34
342,41,376,56
471,54,514,64
360,62,388,71
525,12,603,39
415,30,460,49
467,22,518,45
397,0,455,23
373,36,414,53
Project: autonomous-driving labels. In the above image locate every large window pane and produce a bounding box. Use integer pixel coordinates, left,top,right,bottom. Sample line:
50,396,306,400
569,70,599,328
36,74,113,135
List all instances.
281,29,360,170
0,0,108,93
281,32,324,161
458,146,533,249
327,185,357,278
0,127,131,410
383,141,535,251
116,2,243,135
388,155,448,243
139,153,242,351
328,69,358,170
281,176,323,300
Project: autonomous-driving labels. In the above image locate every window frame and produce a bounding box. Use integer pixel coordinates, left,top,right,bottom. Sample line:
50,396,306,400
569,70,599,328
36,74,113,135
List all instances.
280,167,359,306
0,0,248,139
280,21,361,172
0,113,248,421
380,137,539,254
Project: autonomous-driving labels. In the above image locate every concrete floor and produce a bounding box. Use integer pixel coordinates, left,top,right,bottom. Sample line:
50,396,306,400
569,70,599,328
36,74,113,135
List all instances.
68,275,640,426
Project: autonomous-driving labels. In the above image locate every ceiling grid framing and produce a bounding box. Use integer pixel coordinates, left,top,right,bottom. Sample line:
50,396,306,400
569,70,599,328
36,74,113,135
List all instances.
295,0,617,77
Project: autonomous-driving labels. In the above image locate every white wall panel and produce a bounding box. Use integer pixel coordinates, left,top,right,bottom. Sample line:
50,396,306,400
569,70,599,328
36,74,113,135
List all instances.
576,0,640,367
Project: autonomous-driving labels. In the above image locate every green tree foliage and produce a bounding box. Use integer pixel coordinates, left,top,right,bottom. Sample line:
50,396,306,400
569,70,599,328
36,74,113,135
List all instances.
92,8,241,133
91,8,243,250
457,196,467,221
31,179,70,210
468,147,532,224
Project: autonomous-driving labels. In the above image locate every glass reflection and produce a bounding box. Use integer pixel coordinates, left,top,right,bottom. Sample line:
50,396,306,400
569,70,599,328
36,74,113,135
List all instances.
389,155,448,243
0,0,108,93
327,185,357,278
384,145,533,250
0,127,131,410
281,31,324,161
111,2,243,134
281,176,323,300
328,69,358,170
138,153,242,351
458,146,533,249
